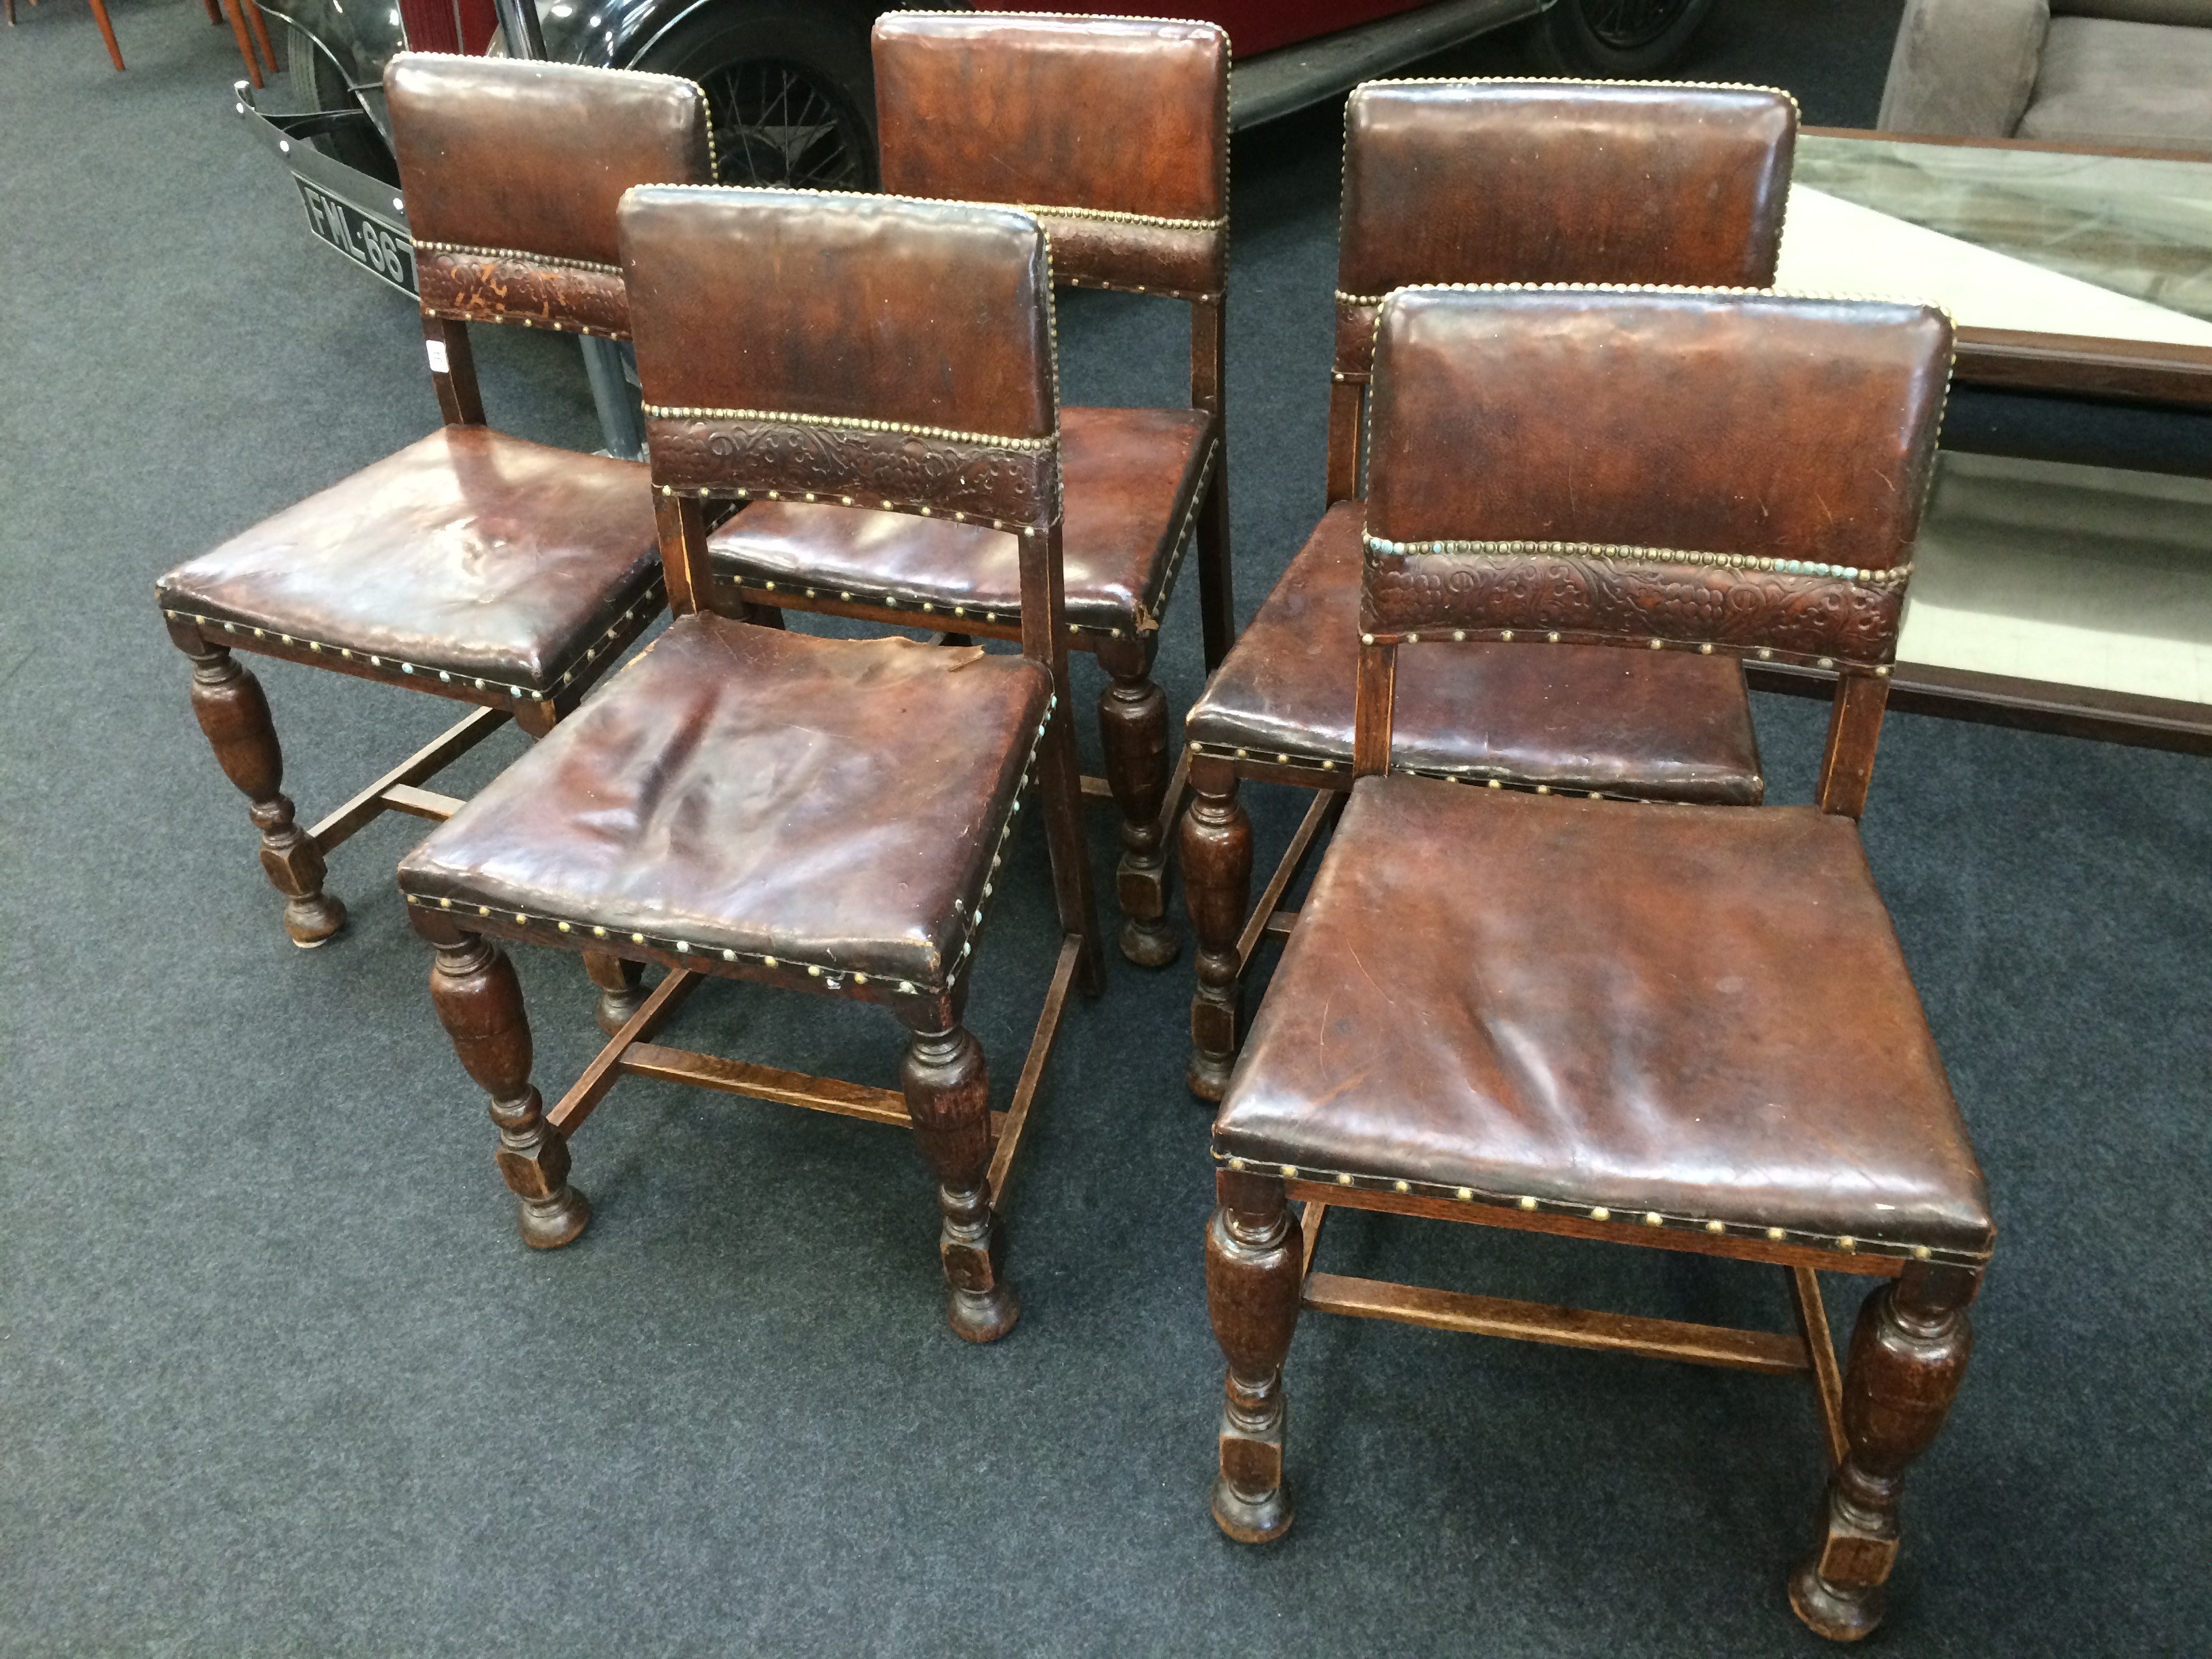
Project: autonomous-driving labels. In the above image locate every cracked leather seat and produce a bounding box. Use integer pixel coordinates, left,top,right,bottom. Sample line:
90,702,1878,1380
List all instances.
159,426,662,700
710,405,1214,641
1215,775,1994,1258
1186,501,1765,802
397,613,1051,993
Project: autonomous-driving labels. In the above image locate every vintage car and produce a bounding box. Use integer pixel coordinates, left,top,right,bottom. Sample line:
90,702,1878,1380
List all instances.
240,0,1714,445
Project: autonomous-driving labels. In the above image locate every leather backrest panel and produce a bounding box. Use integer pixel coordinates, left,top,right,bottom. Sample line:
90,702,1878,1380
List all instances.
619,186,1059,523
388,56,712,268
1361,287,1952,665
1334,80,1796,375
874,12,1227,293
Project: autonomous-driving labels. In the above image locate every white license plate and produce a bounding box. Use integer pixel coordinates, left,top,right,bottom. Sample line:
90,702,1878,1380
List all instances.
297,178,416,296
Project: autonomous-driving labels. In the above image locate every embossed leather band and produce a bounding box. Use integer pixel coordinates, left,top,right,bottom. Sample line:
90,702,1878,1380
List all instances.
645,415,1061,530
1359,547,1906,668
417,251,630,340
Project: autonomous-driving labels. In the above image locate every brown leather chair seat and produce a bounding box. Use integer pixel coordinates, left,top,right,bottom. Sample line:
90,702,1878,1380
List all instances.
157,427,662,698
396,611,1052,991
1216,774,1994,1259
1185,503,1765,804
705,406,1214,638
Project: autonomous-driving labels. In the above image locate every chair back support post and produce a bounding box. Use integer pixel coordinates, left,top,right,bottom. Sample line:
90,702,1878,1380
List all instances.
1326,78,1799,501
1353,286,1953,808
384,54,713,427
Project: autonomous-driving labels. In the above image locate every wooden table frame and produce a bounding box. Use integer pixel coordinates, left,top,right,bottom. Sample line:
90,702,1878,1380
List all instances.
1785,127,2212,750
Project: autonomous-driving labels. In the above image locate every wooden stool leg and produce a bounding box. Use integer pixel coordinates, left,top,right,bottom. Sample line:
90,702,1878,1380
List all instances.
218,0,262,87
87,0,122,68
1097,637,1179,970
582,950,647,1035
1180,754,1249,1101
1207,1166,1303,1542
1790,1263,1980,1640
184,644,346,947
1195,459,1233,672
426,928,590,1250
900,1017,1017,1343
242,0,276,78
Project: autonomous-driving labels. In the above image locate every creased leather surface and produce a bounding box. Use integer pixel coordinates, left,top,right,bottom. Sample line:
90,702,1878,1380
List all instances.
417,253,628,337
388,55,712,276
1332,79,1795,376
708,407,1213,630
648,415,1057,526
1188,504,1763,802
1363,290,1950,668
875,13,1226,291
620,186,1056,444
396,613,1050,987
157,427,660,689
1216,777,1994,1255
1363,550,1907,666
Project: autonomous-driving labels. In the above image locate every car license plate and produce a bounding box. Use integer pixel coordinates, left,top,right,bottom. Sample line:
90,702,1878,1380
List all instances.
296,178,416,297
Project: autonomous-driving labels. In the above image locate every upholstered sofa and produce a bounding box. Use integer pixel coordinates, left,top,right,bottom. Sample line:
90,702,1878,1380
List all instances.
1879,0,2212,155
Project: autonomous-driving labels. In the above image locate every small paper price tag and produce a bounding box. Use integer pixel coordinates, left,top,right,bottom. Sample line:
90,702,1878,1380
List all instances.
426,338,449,375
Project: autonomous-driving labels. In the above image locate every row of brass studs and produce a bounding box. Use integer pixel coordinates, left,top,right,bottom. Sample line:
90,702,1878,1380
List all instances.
1361,533,1912,588
401,696,1057,998
1183,739,1666,802
159,583,662,702
642,403,1055,451
1357,628,1894,677
1214,1151,1978,1266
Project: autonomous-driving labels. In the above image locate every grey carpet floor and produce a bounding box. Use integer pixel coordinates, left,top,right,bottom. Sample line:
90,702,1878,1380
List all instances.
3,1,2209,1653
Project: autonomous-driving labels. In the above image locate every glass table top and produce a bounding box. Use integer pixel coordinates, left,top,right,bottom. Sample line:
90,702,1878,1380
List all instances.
1778,133,2212,348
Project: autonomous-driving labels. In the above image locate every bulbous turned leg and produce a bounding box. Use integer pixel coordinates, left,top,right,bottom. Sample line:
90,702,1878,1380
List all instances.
900,1018,1017,1343
1207,1166,1303,1542
427,930,590,1249
1790,1263,1980,1641
1097,638,1179,969
184,644,346,947
582,950,647,1035
1181,756,1251,1101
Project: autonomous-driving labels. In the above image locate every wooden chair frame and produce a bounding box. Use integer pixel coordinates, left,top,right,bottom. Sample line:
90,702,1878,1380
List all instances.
1180,81,1795,1101
1207,289,1985,1643
411,191,1103,1343
162,313,661,979
712,15,1235,970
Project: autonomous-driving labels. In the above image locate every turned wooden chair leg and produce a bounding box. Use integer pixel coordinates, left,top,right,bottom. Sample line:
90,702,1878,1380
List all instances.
184,644,347,947
899,1014,1017,1343
1790,1263,1980,1641
583,950,647,1035
1181,754,1250,1101
87,0,122,68
1097,636,1179,969
1206,1166,1303,1542
424,926,591,1249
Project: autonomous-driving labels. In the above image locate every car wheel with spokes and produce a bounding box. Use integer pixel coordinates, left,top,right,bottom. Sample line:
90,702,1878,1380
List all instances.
1526,0,1720,76
630,1,876,190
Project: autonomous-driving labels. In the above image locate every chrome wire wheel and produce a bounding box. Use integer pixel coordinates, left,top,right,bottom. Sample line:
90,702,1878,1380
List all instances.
699,58,867,188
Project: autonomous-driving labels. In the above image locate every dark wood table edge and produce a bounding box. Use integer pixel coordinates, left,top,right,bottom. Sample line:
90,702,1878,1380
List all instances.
1794,127,2212,410
1748,660,2212,757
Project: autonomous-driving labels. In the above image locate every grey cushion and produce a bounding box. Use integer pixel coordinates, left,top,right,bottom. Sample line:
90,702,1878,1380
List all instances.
2019,18,2212,152
1878,0,2050,138
2051,0,2212,25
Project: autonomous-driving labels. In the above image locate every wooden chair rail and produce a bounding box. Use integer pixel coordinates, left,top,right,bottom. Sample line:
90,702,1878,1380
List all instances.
543,937,1082,1212
1235,791,1341,975
1298,1200,1851,1464
308,704,508,853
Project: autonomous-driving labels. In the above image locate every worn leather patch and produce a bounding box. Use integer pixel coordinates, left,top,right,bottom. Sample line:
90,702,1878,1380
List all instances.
647,415,1059,527
418,251,628,339
1362,548,1904,667
1036,212,1224,297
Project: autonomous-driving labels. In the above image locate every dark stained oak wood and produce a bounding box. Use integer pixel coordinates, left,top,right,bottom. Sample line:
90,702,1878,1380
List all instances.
1206,1168,1303,1543
187,645,346,947
583,950,647,1035
545,968,702,1134
1098,634,1179,968
901,1017,1017,1344
1793,1266,1851,1471
1303,1271,1815,1376
984,935,1082,1206
1234,791,1340,976
308,705,507,851
1180,753,1251,1101
1792,1265,1981,1640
